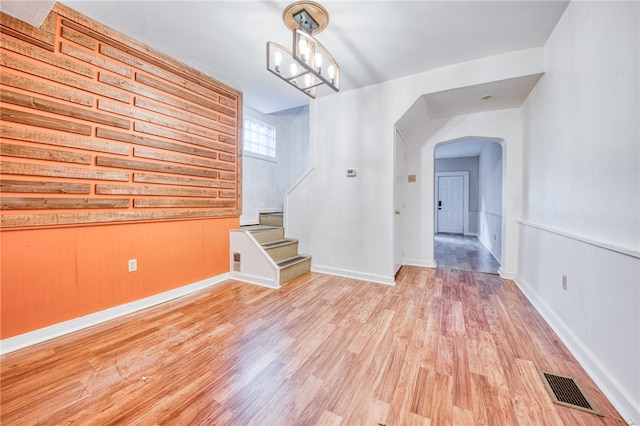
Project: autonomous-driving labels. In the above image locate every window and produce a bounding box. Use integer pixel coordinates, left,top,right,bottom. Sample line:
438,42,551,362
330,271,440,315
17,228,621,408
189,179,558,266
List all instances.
243,117,276,158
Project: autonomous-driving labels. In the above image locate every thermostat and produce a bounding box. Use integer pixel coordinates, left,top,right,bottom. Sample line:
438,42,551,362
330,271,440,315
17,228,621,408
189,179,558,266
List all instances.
346,169,357,177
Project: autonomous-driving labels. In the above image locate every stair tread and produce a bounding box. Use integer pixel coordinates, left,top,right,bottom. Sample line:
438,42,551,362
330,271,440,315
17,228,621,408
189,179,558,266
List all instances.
262,238,297,248
241,225,281,232
277,255,311,268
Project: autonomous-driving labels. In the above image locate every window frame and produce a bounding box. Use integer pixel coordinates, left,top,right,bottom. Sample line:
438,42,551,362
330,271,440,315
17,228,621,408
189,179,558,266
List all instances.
243,116,277,162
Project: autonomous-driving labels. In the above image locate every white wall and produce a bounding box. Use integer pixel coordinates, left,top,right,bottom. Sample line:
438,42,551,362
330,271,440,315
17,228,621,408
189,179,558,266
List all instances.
435,156,480,235
519,1,639,423
478,142,502,260
241,105,309,225
287,106,310,185
288,47,544,283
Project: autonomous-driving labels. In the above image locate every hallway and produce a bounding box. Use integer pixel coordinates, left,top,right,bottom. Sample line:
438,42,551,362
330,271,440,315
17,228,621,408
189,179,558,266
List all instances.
434,233,500,274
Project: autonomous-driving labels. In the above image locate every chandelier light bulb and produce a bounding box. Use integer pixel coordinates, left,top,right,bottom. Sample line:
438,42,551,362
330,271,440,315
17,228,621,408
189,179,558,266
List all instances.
290,62,299,83
305,73,313,87
298,38,309,61
315,53,323,73
274,51,282,73
328,64,336,84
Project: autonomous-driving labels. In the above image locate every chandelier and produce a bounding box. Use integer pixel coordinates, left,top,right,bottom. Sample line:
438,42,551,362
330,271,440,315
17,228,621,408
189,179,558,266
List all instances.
266,1,340,98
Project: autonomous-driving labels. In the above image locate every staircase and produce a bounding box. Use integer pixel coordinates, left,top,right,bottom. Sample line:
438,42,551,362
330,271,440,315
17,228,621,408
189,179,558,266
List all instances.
229,212,311,288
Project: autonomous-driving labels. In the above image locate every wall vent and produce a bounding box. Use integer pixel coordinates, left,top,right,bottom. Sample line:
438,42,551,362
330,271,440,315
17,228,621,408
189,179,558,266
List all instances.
233,252,241,272
539,371,600,415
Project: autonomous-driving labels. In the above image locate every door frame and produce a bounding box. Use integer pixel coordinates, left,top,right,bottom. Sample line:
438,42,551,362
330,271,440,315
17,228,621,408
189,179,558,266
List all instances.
393,128,407,275
435,171,469,235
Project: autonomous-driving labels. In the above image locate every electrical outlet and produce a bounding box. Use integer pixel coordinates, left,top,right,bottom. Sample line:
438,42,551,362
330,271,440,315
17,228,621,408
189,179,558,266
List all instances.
128,259,137,272
562,274,567,290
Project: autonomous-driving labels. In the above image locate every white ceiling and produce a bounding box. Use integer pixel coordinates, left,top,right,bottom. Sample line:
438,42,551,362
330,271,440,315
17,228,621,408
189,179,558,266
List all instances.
53,0,569,115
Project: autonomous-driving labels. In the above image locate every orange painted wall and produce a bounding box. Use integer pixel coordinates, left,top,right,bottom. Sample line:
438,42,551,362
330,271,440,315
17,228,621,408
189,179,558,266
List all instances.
1,217,238,339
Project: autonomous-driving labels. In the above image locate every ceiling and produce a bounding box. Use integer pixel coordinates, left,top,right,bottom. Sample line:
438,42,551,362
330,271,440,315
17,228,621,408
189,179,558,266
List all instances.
51,0,569,115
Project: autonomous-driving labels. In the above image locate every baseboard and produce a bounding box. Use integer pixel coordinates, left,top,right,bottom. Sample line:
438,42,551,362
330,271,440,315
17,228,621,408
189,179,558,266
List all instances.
514,274,639,425
229,271,279,289
0,273,231,355
311,265,395,286
403,258,437,268
497,268,516,280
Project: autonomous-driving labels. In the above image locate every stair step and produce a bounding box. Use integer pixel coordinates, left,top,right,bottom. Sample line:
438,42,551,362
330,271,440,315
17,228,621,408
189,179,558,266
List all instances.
259,212,283,227
247,226,284,243
261,238,296,248
263,238,299,262
278,255,311,285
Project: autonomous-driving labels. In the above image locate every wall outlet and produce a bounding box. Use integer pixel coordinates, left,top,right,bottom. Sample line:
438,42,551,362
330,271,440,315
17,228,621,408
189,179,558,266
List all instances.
128,259,138,272
562,274,567,290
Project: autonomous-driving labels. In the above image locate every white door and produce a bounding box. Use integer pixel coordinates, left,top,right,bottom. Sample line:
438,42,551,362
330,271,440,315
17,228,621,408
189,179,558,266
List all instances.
393,130,406,275
437,175,464,233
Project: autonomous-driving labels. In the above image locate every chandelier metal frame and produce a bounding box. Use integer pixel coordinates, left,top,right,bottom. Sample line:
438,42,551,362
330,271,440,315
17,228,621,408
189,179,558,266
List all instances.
266,1,340,98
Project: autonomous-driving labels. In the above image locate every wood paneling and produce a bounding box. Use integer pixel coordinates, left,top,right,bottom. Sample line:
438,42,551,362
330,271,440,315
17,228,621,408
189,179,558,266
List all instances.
1,197,129,210
60,26,95,50
1,161,129,182
133,147,232,171
0,180,91,194
0,268,627,425
0,33,93,77
1,107,92,135
133,173,234,189
0,216,238,336
0,5,241,227
1,124,129,155
134,198,235,208
1,143,92,164
60,42,132,78
0,51,131,102
96,156,218,179
0,11,55,51
96,184,218,198
0,70,94,106
96,127,216,159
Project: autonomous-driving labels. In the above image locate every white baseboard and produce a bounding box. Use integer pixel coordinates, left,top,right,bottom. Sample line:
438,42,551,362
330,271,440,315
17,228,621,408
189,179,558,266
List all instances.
229,271,279,289
311,265,395,286
514,274,639,425
0,273,231,355
403,258,437,268
497,268,516,280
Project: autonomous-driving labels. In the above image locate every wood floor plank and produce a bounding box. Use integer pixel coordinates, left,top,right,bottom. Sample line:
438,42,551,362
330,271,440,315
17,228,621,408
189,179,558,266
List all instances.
0,268,627,425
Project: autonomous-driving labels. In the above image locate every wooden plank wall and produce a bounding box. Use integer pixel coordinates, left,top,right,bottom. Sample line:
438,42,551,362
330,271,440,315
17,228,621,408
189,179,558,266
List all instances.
0,4,242,229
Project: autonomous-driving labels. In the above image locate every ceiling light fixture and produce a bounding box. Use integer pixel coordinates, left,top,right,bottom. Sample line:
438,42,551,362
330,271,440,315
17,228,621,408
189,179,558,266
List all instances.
266,1,340,98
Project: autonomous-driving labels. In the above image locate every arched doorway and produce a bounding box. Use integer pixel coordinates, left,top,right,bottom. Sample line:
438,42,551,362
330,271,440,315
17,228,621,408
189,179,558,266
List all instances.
393,98,522,279
433,138,504,273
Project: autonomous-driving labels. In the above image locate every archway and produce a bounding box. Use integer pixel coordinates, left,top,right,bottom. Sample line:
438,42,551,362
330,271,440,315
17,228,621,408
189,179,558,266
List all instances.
394,105,521,279
433,137,504,273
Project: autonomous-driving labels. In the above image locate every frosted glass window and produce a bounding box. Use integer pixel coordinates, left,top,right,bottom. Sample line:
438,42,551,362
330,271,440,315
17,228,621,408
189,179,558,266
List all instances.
244,117,276,158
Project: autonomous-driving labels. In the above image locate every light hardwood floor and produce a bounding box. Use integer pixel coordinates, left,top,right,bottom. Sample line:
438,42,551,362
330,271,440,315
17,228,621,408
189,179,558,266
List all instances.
1,267,626,425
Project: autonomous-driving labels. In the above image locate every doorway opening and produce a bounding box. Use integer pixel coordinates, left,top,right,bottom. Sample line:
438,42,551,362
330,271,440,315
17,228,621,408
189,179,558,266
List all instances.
434,138,503,274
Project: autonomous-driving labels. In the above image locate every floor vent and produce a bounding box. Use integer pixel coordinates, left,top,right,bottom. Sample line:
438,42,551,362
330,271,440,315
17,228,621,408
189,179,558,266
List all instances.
540,371,599,415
